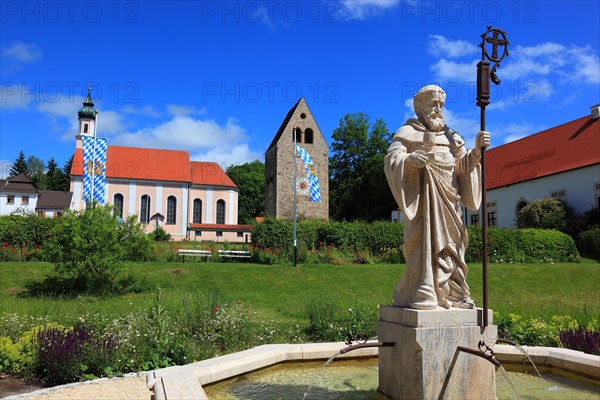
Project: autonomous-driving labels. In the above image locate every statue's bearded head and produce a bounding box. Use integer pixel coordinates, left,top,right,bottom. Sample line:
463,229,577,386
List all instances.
414,85,446,132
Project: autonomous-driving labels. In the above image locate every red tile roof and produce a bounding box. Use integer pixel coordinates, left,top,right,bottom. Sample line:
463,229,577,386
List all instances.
486,116,599,190
71,146,237,188
190,162,237,188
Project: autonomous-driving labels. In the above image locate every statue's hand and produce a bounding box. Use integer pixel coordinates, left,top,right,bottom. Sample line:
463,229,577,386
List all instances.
473,131,490,157
406,151,428,168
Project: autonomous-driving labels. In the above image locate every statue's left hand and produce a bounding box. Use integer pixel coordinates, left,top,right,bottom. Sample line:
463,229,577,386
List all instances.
476,131,490,149
473,131,490,157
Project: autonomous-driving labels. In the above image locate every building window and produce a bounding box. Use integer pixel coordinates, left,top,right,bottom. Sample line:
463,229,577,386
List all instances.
487,211,497,227
166,196,177,224
195,230,202,237
216,199,226,224
113,193,124,218
304,128,314,144
237,232,243,238
193,198,202,224
55,212,63,217
38,211,46,217
550,189,567,202
84,123,89,133
21,196,29,205
216,231,223,237
470,214,479,225
140,195,151,223
6,196,14,205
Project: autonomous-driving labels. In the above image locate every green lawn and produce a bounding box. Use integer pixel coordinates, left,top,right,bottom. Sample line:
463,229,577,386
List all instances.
1,260,598,326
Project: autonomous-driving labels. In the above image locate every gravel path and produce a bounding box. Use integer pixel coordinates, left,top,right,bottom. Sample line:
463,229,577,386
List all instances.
8,374,151,400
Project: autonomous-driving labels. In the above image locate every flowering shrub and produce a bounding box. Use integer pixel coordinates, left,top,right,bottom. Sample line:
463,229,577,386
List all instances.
559,327,600,355
496,313,600,350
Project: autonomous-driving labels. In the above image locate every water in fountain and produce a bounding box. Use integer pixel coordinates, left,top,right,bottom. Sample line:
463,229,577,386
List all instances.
303,353,340,400
497,364,520,400
512,343,543,380
203,358,600,399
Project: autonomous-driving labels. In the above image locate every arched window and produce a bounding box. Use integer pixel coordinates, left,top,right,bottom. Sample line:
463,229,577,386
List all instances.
83,123,89,133
304,128,314,144
167,196,177,224
292,127,302,143
216,199,226,224
193,198,202,224
113,193,124,218
515,200,528,227
140,195,151,223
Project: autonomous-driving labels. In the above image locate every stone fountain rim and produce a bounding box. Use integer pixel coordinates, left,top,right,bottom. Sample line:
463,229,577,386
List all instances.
147,342,599,400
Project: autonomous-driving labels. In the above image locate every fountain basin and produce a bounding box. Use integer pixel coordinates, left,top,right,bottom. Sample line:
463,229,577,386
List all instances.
147,342,600,399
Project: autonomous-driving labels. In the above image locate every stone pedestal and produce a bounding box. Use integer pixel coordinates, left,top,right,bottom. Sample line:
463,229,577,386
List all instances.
377,306,497,400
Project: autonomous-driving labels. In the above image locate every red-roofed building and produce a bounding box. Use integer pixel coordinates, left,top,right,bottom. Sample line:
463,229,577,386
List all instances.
464,106,600,229
69,90,251,242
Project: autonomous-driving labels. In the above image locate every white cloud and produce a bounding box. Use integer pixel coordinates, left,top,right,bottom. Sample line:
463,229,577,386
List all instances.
166,104,207,117
191,144,263,168
427,35,478,58
339,0,399,20
502,42,600,84
499,122,540,144
1,42,42,63
430,59,475,83
113,116,247,150
0,84,30,110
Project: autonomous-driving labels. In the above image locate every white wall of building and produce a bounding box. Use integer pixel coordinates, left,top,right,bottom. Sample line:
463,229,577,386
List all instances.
0,193,38,216
467,164,600,228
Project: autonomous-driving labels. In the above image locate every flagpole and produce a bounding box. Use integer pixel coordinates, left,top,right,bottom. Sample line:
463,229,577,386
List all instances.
293,128,298,267
91,109,99,206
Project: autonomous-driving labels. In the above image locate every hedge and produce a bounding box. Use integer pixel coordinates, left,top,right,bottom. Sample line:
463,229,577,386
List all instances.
578,228,600,258
253,218,579,263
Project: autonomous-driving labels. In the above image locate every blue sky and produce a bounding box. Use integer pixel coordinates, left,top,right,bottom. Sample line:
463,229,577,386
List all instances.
1,0,599,177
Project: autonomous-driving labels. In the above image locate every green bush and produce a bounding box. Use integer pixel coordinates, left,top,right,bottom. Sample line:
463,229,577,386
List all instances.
516,198,568,230
0,215,55,261
496,313,586,348
578,228,600,258
467,226,579,263
45,205,126,295
149,226,172,242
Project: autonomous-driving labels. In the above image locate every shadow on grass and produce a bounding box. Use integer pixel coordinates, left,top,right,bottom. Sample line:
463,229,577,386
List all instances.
21,274,152,298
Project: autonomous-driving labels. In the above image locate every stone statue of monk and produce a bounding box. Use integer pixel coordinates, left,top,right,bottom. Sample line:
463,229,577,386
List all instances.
384,85,490,310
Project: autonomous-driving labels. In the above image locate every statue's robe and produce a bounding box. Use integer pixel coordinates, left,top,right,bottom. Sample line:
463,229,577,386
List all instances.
384,119,483,309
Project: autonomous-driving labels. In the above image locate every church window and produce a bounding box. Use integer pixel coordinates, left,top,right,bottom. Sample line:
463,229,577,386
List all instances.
216,199,226,224
304,128,314,144
300,113,307,119
292,127,302,143
113,193,124,218
193,198,202,224
167,196,177,224
140,195,151,223
84,123,89,133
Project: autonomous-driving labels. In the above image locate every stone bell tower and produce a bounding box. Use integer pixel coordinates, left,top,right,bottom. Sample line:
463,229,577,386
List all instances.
265,98,329,221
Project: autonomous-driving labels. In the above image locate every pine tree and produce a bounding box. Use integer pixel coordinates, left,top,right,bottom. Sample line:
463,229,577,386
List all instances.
46,157,66,191
8,150,29,178
59,155,74,191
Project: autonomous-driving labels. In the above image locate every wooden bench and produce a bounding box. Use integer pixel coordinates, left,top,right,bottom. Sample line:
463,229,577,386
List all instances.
178,249,212,262
218,250,251,260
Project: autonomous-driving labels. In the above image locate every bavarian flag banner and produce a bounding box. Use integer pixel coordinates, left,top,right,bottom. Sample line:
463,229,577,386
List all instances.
295,144,321,202
82,136,108,204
